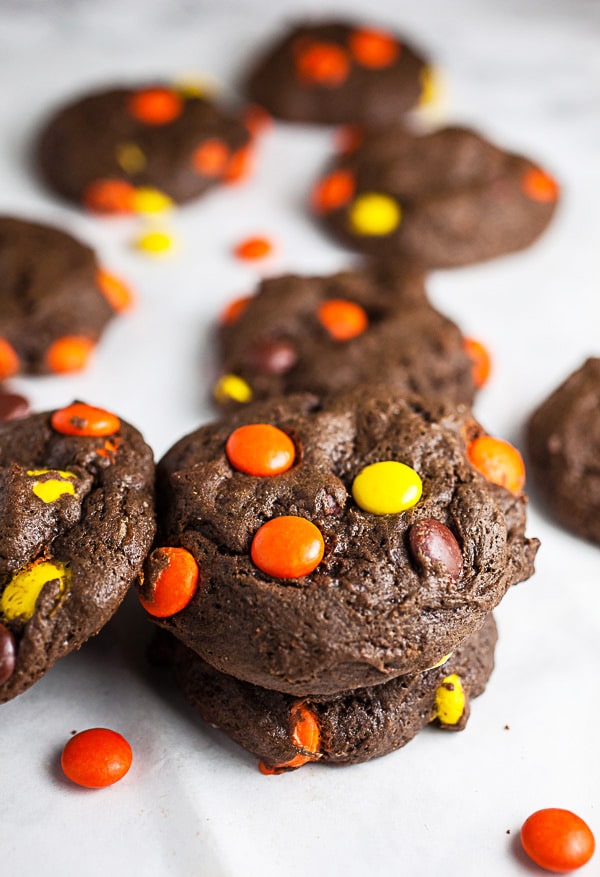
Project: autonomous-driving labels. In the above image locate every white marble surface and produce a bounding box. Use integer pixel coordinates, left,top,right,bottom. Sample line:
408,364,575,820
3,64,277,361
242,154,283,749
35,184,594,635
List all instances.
1,2,599,875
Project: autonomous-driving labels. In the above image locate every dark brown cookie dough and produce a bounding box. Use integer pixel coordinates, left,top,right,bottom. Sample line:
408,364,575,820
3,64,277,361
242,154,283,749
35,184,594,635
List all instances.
173,614,497,771
527,358,600,544
313,125,560,268
140,386,537,695
0,401,155,703
244,20,429,126
0,216,131,376
37,84,252,212
215,261,477,409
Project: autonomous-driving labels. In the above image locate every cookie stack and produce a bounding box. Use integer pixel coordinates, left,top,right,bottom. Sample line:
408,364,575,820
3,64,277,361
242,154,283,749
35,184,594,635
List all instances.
139,387,538,770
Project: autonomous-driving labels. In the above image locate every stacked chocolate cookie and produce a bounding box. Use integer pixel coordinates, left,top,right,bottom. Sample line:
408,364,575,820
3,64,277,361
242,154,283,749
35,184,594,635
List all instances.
139,386,538,770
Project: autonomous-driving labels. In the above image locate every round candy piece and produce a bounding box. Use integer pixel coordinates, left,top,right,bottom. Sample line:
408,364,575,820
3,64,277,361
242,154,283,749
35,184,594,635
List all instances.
51,402,120,437
61,728,133,788
220,295,252,326
192,139,231,176
433,674,466,727
467,435,525,495
352,460,422,515
522,168,560,203
139,546,199,618
463,337,491,389
409,519,463,580
128,87,183,125
225,424,295,476
259,702,321,774
247,337,298,375
521,808,595,873
312,169,355,213
348,28,399,68
45,336,95,373
317,298,368,341
0,623,16,686
295,41,350,87
251,516,324,578
234,236,273,261
349,193,402,235
0,339,19,380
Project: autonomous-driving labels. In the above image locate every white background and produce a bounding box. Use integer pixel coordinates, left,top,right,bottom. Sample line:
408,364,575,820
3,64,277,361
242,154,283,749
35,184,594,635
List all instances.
1,1,599,875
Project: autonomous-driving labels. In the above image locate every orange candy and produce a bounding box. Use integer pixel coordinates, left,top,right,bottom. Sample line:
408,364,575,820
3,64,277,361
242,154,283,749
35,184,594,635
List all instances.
522,168,560,203
467,435,526,495
226,423,295,476
128,87,183,125
348,28,400,68
96,269,135,313
312,169,355,213
61,728,132,788
295,41,350,87
234,236,273,261
83,179,136,214
220,294,252,326
317,298,368,341
463,337,491,388
46,336,95,373
139,546,199,618
0,338,19,380
259,703,321,774
51,402,120,437
521,808,595,873
251,516,324,579
192,138,230,177
225,145,254,184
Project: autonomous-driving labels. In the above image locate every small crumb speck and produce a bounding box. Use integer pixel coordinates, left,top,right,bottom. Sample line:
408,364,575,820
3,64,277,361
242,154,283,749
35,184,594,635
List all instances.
506,829,511,835
504,724,510,730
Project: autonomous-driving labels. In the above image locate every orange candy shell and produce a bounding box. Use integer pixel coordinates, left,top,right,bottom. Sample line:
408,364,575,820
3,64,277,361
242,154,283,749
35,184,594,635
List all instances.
348,28,400,68
139,546,199,618
251,516,324,578
61,728,132,788
521,808,595,873
295,41,351,87
225,423,295,476
46,336,95,373
317,298,368,341
259,703,320,774
220,294,252,326
96,270,135,313
83,179,136,214
522,167,560,203
234,236,273,261
467,435,526,495
51,402,120,437
192,139,230,176
0,338,19,380
463,337,491,388
128,88,183,125
312,169,355,213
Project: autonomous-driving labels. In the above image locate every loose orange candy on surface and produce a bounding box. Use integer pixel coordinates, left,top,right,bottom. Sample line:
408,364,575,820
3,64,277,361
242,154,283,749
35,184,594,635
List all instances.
0,338,19,380
317,298,368,341
83,179,136,214
259,703,321,775
96,269,135,313
520,808,595,873
191,138,230,176
522,168,560,203
251,516,324,579
61,728,132,789
348,28,400,68
139,546,199,618
46,336,95,373
51,402,120,437
311,169,355,213
128,87,183,125
467,435,525,495
295,41,350,87
463,337,491,388
233,236,273,261
226,423,295,476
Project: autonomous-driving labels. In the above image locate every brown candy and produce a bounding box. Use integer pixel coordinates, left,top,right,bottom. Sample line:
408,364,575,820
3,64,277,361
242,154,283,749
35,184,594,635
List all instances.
408,518,463,581
248,337,298,375
0,623,16,685
0,391,29,422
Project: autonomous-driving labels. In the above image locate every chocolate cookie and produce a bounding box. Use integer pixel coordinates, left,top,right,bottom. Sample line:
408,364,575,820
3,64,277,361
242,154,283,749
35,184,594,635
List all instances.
215,261,478,409
0,401,155,702
173,614,497,771
37,84,252,213
527,358,600,544
313,125,560,268
244,20,430,126
0,216,132,376
139,386,537,695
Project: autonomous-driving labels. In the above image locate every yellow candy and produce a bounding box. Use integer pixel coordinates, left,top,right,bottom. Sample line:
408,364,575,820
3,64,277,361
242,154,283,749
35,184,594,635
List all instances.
0,560,71,622
352,461,422,515
433,673,465,725
427,652,452,671
116,142,147,174
418,66,439,107
349,193,401,236
135,229,175,255
213,374,253,404
132,188,173,215
27,469,76,503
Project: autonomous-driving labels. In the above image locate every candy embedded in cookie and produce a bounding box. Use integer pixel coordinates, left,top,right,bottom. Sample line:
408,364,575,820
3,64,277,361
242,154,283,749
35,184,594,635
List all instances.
0,402,155,703
37,83,254,211
141,386,537,695
172,614,497,771
244,20,429,126
0,216,133,375
313,125,560,268
215,261,478,409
